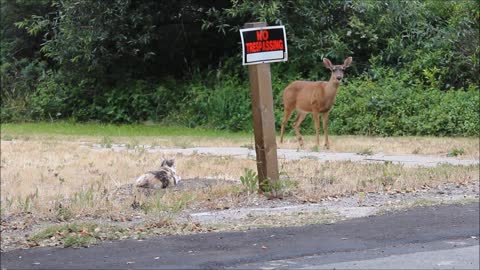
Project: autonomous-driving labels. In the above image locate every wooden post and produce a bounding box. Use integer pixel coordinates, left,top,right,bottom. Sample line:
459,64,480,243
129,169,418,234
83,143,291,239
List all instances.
244,22,279,192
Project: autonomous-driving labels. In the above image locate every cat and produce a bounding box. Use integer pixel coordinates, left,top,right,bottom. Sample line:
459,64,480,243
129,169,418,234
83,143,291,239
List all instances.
134,159,181,189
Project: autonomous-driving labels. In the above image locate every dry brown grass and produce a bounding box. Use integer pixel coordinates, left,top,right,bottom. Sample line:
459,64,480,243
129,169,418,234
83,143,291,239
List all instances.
279,135,479,159
281,159,478,202
1,136,478,221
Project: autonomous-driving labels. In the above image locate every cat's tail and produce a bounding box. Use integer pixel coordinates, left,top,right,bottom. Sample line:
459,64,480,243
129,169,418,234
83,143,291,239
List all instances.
174,174,181,185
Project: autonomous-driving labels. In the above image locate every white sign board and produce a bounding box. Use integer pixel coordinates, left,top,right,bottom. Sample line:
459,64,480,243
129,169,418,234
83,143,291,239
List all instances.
240,25,288,65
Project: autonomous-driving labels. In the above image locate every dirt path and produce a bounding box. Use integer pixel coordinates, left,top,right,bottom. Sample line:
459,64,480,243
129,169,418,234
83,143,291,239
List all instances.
92,144,479,167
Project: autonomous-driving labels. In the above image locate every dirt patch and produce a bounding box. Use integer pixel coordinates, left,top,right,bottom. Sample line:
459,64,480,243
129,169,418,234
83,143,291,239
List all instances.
176,178,238,191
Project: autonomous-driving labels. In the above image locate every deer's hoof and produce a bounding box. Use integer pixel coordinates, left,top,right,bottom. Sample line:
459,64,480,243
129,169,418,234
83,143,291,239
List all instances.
297,137,304,146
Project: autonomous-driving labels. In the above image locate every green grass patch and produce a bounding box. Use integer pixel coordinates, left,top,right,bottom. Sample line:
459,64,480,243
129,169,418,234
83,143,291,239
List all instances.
447,147,465,157
31,223,98,247
409,198,438,208
1,122,247,138
140,191,196,215
357,147,374,156
30,222,129,248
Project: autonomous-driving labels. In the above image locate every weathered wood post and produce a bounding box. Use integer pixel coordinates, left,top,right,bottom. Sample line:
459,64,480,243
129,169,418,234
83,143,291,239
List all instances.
241,22,287,191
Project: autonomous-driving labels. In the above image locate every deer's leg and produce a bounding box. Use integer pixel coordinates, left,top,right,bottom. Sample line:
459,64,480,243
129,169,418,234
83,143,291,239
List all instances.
322,112,330,149
280,108,294,144
312,111,320,146
293,112,307,147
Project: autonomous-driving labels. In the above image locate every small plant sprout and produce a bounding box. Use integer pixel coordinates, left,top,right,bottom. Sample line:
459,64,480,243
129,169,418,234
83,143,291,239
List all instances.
357,148,374,156
447,147,465,157
240,168,259,194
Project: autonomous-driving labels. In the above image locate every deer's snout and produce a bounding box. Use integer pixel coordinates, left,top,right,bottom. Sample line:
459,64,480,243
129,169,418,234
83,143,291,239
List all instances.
336,76,343,81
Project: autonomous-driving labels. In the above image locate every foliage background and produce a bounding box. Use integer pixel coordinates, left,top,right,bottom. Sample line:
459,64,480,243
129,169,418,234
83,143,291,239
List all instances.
1,0,479,136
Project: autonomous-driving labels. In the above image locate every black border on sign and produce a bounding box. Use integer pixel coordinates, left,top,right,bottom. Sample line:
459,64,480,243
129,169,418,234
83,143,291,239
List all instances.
240,25,288,65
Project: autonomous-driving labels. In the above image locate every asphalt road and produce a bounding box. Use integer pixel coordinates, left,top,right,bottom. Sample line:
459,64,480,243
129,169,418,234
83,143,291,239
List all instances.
1,203,479,269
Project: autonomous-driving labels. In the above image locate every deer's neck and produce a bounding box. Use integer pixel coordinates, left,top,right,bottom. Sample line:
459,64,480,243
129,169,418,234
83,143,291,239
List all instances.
322,76,341,97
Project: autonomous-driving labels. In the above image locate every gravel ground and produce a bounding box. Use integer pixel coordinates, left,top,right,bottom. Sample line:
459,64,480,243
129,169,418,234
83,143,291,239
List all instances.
184,180,479,225
2,178,478,252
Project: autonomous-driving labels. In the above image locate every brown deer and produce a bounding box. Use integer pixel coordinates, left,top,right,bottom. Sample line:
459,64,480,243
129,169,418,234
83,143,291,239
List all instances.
279,57,352,149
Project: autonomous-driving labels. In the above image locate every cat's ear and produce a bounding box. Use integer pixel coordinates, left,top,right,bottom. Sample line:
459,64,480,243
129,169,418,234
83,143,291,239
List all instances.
162,159,174,167
161,159,167,167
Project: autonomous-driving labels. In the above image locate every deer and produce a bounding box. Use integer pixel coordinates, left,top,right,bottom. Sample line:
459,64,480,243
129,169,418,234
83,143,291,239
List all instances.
279,57,352,149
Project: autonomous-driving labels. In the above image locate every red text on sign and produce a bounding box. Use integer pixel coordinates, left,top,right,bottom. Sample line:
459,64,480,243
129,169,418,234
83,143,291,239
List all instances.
256,30,269,41
245,40,284,53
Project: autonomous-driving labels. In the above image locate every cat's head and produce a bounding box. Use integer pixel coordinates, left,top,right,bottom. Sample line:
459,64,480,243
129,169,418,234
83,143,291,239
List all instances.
161,159,175,168
161,159,181,184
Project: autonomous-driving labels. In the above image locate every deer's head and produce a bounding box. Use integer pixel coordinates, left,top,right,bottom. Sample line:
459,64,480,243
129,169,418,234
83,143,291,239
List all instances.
323,57,352,83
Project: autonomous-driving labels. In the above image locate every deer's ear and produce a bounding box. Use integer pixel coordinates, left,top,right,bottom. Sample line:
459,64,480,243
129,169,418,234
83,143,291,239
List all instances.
323,58,333,69
343,57,352,68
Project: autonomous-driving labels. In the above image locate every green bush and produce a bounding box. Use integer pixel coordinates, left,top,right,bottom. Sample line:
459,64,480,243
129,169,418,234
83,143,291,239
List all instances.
28,73,80,121
14,66,479,137
174,75,253,131
328,69,479,136
171,66,478,137
3,0,478,138
26,75,188,124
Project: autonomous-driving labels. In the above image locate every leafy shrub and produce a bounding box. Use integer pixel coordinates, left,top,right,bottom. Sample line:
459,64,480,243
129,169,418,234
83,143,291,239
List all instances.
175,75,253,131
447,147,465,157
3,0,478,139
240,168,258,194
328,68,479,136
28,74,73,121
27,74,188,124
18,66,479,138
